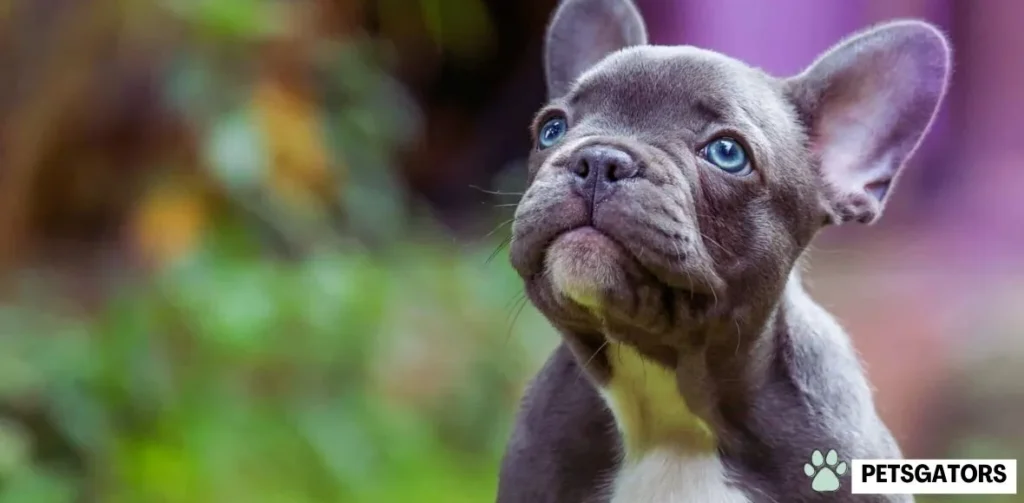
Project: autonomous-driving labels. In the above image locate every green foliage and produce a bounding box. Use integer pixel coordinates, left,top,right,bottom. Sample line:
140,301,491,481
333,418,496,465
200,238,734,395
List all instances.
161,0,284,42
0,235,553,503
4,1,530,501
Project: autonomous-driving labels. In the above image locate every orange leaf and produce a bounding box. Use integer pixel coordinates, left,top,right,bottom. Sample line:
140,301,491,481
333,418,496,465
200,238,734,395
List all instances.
132,182,208,267
251,78,340,206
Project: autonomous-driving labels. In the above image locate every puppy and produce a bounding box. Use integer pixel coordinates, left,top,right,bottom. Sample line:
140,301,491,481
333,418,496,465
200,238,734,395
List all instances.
497,0,950,501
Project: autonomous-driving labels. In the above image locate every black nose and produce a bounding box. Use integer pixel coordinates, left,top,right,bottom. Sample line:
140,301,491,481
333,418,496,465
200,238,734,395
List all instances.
571,145,639,184
570,145,639,207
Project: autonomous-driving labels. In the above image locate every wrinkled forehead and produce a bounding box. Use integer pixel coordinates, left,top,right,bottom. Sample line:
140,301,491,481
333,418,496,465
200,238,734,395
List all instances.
566,46,796,138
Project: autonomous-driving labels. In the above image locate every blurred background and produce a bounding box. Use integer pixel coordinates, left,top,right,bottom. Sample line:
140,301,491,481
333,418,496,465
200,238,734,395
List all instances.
0,0,1021,501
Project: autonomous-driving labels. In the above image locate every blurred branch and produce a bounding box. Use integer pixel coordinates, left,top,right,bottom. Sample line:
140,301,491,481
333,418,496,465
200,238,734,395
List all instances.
0,0,122,281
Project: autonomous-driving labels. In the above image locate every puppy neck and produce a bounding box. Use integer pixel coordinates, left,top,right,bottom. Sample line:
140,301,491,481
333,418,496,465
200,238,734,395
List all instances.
599,342,753,503
599,342,716,459
596,274,806,459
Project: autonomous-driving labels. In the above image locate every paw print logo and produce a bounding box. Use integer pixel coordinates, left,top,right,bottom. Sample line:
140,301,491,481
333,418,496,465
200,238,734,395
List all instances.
804,449,848,492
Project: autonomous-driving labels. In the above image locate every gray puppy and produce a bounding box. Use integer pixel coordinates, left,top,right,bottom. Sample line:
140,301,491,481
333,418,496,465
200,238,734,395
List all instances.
497,0,950,502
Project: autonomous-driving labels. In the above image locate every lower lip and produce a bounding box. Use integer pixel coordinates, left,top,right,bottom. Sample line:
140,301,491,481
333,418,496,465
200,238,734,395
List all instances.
561,226,607,243
553,226,625,256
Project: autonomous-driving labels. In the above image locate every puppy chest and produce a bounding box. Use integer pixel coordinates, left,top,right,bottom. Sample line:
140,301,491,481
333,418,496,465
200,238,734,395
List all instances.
609,450,751,503
601,343,750,503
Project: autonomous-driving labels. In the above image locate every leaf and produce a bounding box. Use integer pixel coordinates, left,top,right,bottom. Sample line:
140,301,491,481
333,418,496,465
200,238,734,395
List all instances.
0,418,31,478
0,466,77,503
131,180,210,268
206,108,269,192
162,0,283,42
251,78,337,207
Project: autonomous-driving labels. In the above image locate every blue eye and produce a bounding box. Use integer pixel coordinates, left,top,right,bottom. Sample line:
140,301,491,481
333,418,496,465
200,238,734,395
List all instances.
702,137,751,175
538,117,568,149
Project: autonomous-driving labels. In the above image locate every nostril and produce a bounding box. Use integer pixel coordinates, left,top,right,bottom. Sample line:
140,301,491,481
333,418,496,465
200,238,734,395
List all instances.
572,158,590,179
606,162,625,182
609,160,641,182
570,146,638,183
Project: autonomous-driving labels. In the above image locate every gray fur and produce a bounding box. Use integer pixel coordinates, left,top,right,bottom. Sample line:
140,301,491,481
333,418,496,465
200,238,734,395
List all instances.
545,0,648,99
499,0,951,501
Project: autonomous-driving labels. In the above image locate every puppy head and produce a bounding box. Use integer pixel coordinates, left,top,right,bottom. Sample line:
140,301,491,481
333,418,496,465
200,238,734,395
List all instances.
510,0,950,366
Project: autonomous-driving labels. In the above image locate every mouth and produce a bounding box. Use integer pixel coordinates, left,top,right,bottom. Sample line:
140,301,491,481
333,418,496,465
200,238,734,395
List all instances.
539,223,722,350
543,222,722,322
546,223,716,321
510,185,726,327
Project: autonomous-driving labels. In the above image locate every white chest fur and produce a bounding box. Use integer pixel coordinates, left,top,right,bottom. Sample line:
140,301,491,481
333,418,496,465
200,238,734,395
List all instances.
600,343,751,503
610,450,750,503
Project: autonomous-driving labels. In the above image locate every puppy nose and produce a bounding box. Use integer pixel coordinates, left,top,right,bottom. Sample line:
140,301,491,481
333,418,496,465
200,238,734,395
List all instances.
570,145,639,185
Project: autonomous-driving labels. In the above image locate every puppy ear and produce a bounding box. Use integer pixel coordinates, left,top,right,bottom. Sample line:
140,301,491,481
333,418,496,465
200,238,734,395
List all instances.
786,20,951,225
544,0,648,99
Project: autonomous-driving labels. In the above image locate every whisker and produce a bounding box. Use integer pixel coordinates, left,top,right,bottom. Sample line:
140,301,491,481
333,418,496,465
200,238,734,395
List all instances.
734,318,742,356
485,234,513,265
699,232,730,256
503,288,526,315
705,270,720,308
503,291,530,344
508,293,528,326
470,185,524,196
484,218,514,239
492,203,520,208
575,339,610,385
806,244,867,258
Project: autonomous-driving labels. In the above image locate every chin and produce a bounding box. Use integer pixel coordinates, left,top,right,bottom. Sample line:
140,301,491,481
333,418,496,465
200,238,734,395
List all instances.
537,226,687,343
544,227,635,312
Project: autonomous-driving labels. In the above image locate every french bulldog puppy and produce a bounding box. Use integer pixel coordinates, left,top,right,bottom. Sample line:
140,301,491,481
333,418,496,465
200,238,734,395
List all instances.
497,0,950,501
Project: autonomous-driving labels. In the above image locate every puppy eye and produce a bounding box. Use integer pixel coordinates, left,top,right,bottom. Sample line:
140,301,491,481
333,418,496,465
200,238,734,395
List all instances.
701,137,752,175
538,117,568,149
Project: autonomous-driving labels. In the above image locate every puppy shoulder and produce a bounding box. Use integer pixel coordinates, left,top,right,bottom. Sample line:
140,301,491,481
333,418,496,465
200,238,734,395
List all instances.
497,344,619,503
